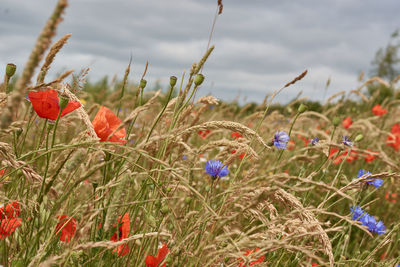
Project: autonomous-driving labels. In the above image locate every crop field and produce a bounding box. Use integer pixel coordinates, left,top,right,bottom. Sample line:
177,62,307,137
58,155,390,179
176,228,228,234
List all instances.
1,1,400,267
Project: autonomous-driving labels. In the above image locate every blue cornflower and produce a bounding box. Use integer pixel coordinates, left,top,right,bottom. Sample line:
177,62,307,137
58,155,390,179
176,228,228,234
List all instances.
205,159,229,179
182,155,188,160
350,206,386,235
350,205,365,221
273,131,290,150
310,137,319,146
342,136,353,146
357,169,384,189
362,214,386,235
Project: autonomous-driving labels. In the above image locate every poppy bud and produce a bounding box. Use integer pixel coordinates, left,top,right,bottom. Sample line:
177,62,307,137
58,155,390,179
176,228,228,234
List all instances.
170,76,177,87
15,128,23,138
194,74,205,86
298,103,307,113
59,96,69,111
140,79,147,89
184,197,192,205
146,215,157,228
355,134,363,142
6,63,16,78
332,117,340,127
160,205,169,214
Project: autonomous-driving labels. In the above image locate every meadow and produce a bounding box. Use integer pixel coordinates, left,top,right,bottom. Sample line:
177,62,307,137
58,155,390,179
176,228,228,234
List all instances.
1,1,400,266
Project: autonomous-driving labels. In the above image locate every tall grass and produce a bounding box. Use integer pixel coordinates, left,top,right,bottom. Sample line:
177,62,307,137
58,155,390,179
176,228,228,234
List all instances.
0,1,400,267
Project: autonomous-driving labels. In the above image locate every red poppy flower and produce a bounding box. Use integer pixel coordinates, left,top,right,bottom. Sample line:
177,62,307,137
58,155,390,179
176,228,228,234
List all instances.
0,201,20,221
92,106,127,144
312,263,319,267
145,243,170,267
342,117,352,129
372,104,387,116
329,148,357,164
28,89,81,121
387,123,400,151
385,192,397,203
0,168,6,177
198,129,211,139
0,217,22,239
56,215,77,243
287,140,296,150
110,213,130,257
364,149,376,163
237,248,265,267
297,134,309,147
231,150,247,159
231,132,242,140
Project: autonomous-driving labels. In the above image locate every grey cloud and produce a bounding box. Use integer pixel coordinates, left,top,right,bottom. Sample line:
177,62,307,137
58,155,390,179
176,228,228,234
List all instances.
0,0,399,104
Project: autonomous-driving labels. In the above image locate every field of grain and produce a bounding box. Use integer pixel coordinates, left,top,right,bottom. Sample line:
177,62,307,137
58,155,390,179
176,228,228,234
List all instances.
0,1,400,266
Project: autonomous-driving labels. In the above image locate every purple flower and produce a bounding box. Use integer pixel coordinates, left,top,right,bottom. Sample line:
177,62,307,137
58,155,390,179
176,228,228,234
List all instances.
357,169,383,189
310,137,319,146
205,159,229,179
350,205,365,221
350,206,385,235
342,136,353,146
273,131,290,150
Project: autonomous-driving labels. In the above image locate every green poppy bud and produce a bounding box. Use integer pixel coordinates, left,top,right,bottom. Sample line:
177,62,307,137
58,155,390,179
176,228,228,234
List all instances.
332,117,340,127
6,63,16,78
184,197,192,205
194,74,205,86
354,134,363,142
140,79,147,89
170,76,177,87
160,205,169,214
298,103,307,113
59,96,69,111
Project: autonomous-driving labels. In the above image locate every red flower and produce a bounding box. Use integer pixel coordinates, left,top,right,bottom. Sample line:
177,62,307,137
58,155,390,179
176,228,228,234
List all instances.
0,201,21,239
364,149,376,163
28,89,81,121
231,150,247,159
387,123,400,151
297,134,309,147
0,217,22,239
329,148,357,164
231,132,243,140
56,215,77,243
287,140,296,150
92,106,127,144
110,213,130,257
145,243,170,267
198,129,211,139
0,201,20,221
312,263,319,267
372,104,387,116
385,192,397,203
237,248,265,267
342,117,352,129
0,168,6,177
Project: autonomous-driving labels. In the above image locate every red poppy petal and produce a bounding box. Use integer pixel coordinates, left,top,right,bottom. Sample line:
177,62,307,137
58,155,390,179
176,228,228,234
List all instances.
60,101,81,118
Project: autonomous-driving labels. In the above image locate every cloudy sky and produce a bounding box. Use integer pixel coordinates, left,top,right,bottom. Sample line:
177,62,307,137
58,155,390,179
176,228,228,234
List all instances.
0,0,399,104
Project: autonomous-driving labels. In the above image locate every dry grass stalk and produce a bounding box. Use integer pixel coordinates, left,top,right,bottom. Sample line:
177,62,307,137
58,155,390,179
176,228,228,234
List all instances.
15,0,68,93
325,90,346,104
61,84,97,139
36,33,72,84
283,70,308,88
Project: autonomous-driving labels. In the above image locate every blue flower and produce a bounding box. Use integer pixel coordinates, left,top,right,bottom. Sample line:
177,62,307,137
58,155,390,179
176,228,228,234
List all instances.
273,131,290,149
362,214,386,235
310,137,319,146
182,155,188,160
350,206,386,235
205,159,229,179
342,136,353,146
350,205,365,221
357,169,384,189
